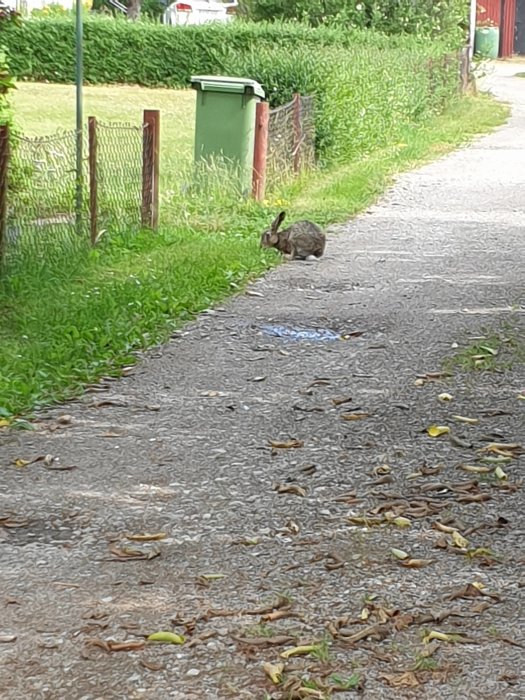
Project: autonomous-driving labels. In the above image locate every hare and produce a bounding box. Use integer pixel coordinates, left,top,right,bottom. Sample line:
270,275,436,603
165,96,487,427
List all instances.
260,211,326,261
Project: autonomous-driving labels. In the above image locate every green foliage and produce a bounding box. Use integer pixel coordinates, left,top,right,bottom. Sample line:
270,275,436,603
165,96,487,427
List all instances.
3,17,460,163
241,0,469,45
0,4,21,126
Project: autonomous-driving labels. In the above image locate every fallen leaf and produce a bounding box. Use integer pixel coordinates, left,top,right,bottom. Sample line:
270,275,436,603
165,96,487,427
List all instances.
269,439,304,449
273,483,307,497
109,545,160,561
427,425,450,437
263,662,284,685
127,532,167,542
331,396,353,406
341,412,370,421
495,466,508,480
140,659,164,671
280,644,318,659
0,635,17,643
423,630,477,645
391,516,411,529
391,548,410,560
452,415,479,425
381,671,420,688
438,393,454,401
400,558,433,569
147,631,185,645
86,638,145,652
451,530,469,549
458,464,491,474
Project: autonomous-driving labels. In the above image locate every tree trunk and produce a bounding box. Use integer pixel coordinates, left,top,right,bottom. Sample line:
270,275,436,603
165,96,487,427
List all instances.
127,0,141,20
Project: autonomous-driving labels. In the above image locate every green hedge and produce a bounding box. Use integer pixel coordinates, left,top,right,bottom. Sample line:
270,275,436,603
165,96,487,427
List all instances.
3,17,461,163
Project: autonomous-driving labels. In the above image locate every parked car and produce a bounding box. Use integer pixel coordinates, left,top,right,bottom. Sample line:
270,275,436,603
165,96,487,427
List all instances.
163,0,237,26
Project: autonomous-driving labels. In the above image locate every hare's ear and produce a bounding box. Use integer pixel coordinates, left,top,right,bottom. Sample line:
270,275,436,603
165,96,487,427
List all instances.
271,211,286,233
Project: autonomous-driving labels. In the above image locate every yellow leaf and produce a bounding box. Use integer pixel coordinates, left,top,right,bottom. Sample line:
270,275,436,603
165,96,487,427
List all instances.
392,517,411,528
280,645,317,659
452,415,479,425
0,419,11,428
458,464,491,474
391,548,409,560
494,466,507,480
263,662,284,685
147,631,185,645
423,630,453,644
360,607,370,620
427,425,450,437
14,458,31,468
438,393,453,401
414,378,425,387
451,530,469,549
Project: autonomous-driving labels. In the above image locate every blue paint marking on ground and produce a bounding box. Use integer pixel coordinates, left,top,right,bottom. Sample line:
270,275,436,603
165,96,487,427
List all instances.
260,324,341,341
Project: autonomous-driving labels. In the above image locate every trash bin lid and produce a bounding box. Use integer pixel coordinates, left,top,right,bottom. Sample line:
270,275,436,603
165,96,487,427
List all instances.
190,75,265,98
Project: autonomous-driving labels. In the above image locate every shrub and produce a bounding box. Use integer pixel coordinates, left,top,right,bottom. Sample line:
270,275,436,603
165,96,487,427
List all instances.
2,17,461,163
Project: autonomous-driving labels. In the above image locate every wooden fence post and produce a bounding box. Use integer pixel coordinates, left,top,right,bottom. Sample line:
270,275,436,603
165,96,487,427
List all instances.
252,101,269,202
0,124,9,263
292,93,302,174
88,116,98,245
142,109,160,230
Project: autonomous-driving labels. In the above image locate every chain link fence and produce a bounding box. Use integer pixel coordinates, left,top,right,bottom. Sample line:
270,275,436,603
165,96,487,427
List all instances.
0,111,159,261
267,95,316,182
3,129,83,259
92,120,147,239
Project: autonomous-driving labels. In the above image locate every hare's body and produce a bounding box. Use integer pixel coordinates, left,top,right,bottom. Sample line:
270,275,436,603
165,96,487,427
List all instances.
260,212,326,260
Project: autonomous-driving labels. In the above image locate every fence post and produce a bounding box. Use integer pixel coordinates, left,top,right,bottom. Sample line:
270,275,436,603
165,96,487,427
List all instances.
0,124,9,263
252,101,269,202
142,109,160,231
88,116,98,245
292,93,302,174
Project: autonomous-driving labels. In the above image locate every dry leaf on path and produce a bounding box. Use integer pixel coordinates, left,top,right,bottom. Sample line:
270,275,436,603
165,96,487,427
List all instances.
331,396,353,406
341,412,370,421
381,671,420,688
140,659,164,671
0,635,17,643
269,439,304,449
391,548,410,560
280,644,318,659
427,425,450,437
452,415,479,425
127,532,167,542
400,558,434,569
438,393,454,401
263,662,284,685
273,483,307,497
423,630,478,645
109,545,160,561
86,638,145,652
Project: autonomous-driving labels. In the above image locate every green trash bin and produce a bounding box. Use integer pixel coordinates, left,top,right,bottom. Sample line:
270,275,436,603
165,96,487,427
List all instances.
474,26,500,59
190,75,265,194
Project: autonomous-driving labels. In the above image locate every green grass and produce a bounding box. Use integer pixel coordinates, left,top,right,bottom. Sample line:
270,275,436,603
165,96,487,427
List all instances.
12,81,195,189
0,94,509,417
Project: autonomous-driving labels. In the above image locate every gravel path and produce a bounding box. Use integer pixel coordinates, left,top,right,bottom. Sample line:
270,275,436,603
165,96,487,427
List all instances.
1,64,524,700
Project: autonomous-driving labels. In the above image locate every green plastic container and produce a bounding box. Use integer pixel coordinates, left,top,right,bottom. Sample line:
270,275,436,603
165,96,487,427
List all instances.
190,75,265,194
474,26,500,59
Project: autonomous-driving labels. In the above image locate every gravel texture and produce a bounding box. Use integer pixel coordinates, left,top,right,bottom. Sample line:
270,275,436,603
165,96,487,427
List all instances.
0,64,524,700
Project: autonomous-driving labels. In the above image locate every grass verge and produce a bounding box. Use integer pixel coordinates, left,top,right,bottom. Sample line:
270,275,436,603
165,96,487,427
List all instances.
0,94,509,417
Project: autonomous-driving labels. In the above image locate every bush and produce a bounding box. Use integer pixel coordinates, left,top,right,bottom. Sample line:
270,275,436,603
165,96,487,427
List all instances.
2,17,461,163
240,0,468,46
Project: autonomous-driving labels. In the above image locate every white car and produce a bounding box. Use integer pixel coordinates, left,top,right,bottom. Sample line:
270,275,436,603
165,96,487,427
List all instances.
163,0,238,26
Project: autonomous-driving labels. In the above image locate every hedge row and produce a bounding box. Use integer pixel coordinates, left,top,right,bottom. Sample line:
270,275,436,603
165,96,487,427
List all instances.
2,17,461,163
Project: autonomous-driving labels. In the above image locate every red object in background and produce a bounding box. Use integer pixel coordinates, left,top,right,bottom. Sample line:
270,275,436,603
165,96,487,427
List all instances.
476,0,517,57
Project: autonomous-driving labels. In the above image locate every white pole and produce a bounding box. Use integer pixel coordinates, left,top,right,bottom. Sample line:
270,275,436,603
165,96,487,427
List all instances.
469,0,477,59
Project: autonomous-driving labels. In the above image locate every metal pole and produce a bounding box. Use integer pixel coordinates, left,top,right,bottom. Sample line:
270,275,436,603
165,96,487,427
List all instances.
469,0,477,60
75,0,83,233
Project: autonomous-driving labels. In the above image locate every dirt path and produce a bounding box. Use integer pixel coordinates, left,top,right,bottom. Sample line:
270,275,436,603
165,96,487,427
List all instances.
1,64,524,700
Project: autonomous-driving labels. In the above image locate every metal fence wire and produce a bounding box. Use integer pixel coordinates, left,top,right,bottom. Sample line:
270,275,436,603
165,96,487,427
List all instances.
94,120,146,236
267,95,316,180
4,129,85,258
